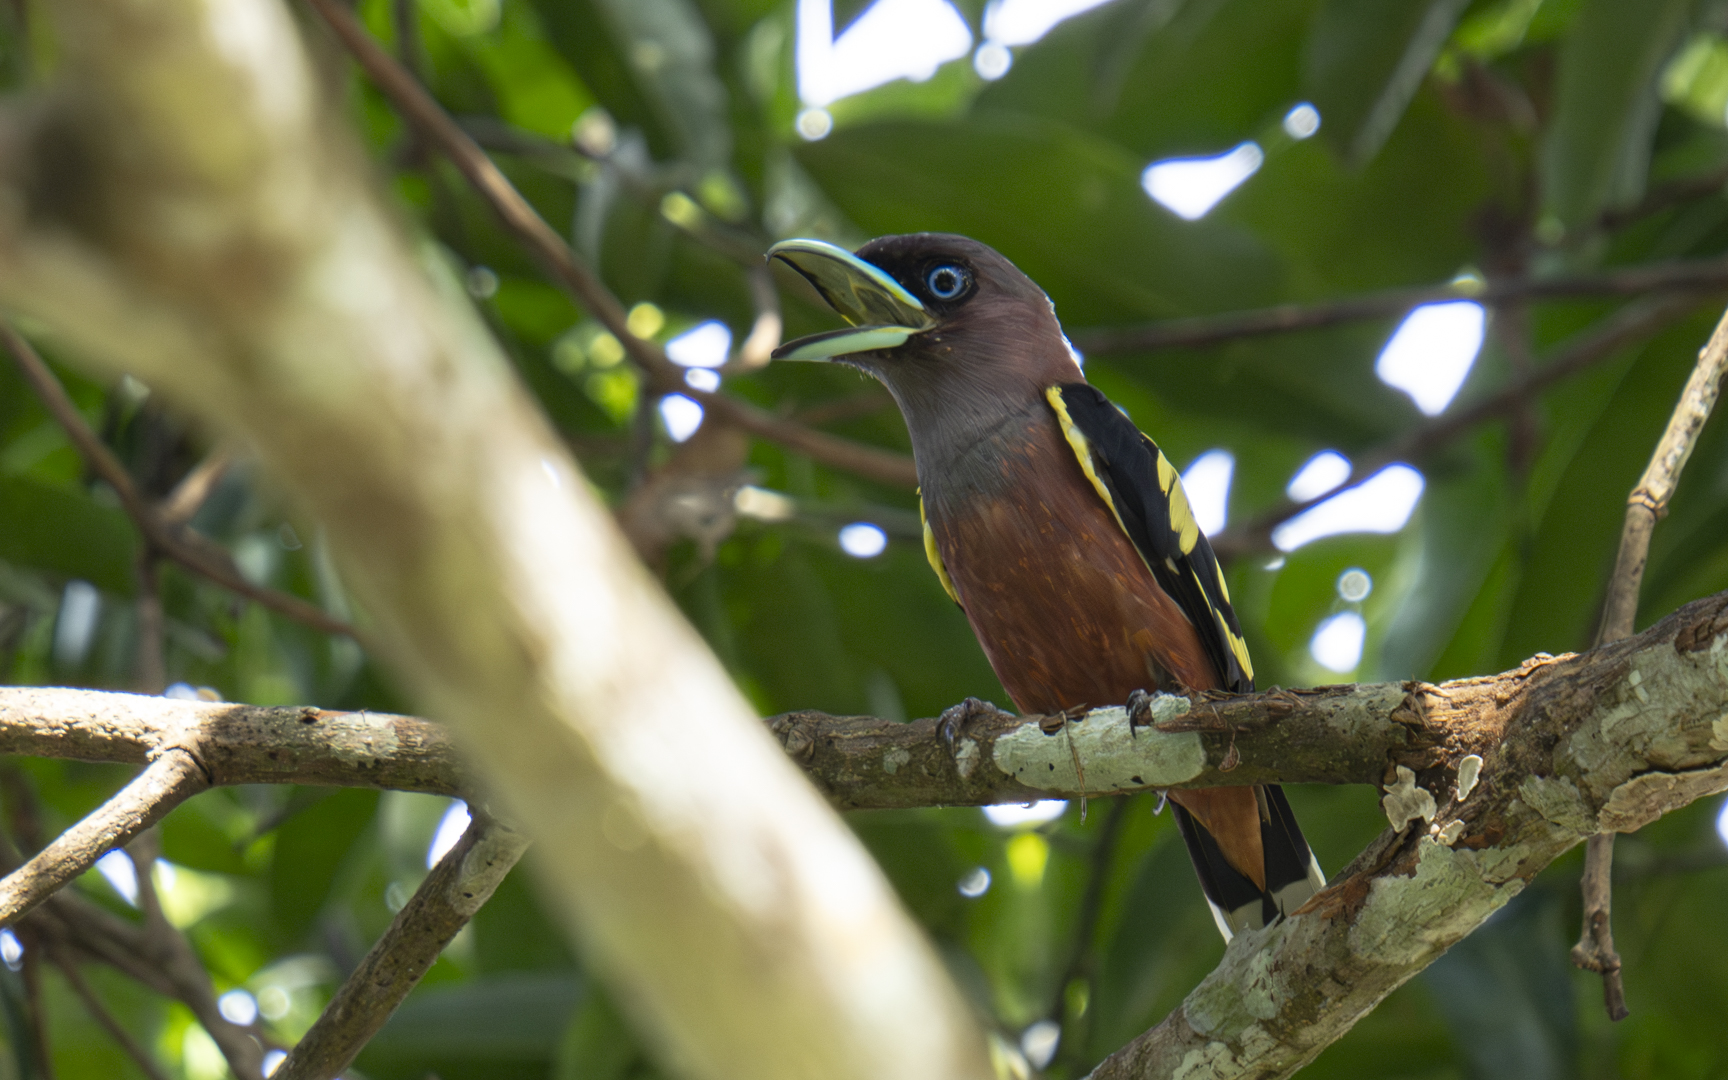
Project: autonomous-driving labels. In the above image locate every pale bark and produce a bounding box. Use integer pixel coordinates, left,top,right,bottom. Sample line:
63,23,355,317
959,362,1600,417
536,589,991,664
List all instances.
1089,592,1728,1080
3,580,1728,1080
0,1,991,1078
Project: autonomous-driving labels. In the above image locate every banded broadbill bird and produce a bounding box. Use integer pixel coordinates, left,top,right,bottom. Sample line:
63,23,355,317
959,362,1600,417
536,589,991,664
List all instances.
768,233,1324,938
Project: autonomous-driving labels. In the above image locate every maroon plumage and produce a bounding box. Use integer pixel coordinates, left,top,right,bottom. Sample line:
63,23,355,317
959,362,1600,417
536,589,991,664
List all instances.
771,232,1323,937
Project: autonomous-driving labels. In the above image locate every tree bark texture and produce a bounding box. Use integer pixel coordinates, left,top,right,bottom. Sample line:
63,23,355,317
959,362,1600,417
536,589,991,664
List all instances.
0,1,992,1078
2,587,1728,1078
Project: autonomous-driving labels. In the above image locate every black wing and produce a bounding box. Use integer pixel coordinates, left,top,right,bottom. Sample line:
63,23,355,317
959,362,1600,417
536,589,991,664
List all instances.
1045,383,1254,694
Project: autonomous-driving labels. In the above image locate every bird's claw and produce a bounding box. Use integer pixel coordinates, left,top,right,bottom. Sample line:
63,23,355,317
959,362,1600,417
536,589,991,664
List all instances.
938,696,1002,756
1126,688,1154,729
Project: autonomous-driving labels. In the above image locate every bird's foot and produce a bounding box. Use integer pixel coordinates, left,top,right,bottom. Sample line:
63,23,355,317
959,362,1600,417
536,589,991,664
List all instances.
938,696,1006,757
1126,688,1155,729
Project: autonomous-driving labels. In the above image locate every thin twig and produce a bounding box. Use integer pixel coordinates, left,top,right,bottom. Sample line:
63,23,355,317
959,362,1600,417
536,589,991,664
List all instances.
0,752,207,927
1599,163,1728,232
627,388,657,493
50,946,171,1080
158,448,233,526
1214,292,1705,559
1594,306,1728,644
19,933,54,1080
1571,300,1728,1021
1049,796,1131,1072
1570,833,1626,1019
302,0,917,488
127,835,265,1079
729,265,783,372
132,552,166,695
276,814,527,1080
1069,257,1728,356
0,322,358,638
297,0,668,387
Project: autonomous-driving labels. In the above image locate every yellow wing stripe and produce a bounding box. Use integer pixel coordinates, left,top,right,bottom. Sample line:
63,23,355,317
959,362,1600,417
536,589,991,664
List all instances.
1202,564,1255,681
920,493,961,605
1048,388,1254,684
1149,440,1200,554
1046,387,1136,539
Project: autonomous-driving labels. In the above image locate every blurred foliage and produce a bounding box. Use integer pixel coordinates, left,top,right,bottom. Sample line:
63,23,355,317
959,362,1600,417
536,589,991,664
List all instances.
5,0,1728,1077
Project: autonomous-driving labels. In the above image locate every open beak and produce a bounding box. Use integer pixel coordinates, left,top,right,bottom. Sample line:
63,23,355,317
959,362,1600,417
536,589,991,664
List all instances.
767,239,936,360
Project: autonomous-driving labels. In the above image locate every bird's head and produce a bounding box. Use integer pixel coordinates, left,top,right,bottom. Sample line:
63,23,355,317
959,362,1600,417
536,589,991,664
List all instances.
768,234,1083,446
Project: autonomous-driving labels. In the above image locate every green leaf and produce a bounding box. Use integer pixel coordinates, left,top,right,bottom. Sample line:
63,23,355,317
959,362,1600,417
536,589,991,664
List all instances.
267,787,380,942
472,865,579,974
1421,886,1577,1080
463,0,597,140
1303,0,1472,168
360,972,584,1070
600,0,730,166
978,0,1316,159
0,477,137,595
1540,0,1695,231
796,115,1284,325
552,985,643,1080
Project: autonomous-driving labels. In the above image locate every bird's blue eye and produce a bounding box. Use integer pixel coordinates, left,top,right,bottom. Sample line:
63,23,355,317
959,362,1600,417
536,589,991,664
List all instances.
925,264,970,301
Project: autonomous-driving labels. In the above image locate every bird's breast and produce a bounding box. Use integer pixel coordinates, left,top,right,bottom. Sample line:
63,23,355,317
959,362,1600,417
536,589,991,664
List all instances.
920,412,1218,716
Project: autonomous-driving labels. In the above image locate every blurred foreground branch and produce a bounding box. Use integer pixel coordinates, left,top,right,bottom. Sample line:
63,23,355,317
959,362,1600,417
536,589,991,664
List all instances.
1,321,360,639
0,0,984,1078
302,0,917,489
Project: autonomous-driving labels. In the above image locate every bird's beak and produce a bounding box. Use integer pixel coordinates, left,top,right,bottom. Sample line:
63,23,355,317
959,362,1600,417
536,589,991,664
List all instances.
767,239,936,360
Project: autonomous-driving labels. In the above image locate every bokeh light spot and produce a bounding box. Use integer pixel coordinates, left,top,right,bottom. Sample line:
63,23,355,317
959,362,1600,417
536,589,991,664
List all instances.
1182,449,1234,536
1337,568,1373,603
958,867,991,897
1283,103,1321,139
1142,143,1263,220
1272,465,1425,551
218,988,259,1026
1311,612,1366,673
985,800,1067,828
659,395,704,442
1376,301,1486,415
1287,451,1351,502
839,522,888,558
427,799,472,869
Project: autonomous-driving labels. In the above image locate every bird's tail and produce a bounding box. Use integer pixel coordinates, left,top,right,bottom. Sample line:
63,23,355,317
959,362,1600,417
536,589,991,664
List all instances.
1170,784,1324,941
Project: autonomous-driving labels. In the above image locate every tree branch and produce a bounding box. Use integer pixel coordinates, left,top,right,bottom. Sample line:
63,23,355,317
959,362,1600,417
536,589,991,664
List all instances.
1596,306,1728,645
49,944,172,1080
1571,300,1728,1020
0,321,359,639
0,751,206,927
1085,590,1728,1080
1213,291,1705,559
126,833,264,1079
1,588,1727,1080
302,0,915,489
0,687,466,794
277,814,528,1080
1068,257,1728,355
0,0,986,1076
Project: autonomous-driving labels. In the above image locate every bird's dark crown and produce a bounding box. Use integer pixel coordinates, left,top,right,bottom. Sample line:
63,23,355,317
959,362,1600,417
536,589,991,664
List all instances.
830,234,1085,477
852,233,1050,317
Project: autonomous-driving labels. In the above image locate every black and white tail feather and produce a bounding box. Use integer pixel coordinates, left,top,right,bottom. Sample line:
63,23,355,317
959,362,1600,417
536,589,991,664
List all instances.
1174,787,1327,940
1047,382,1327,940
